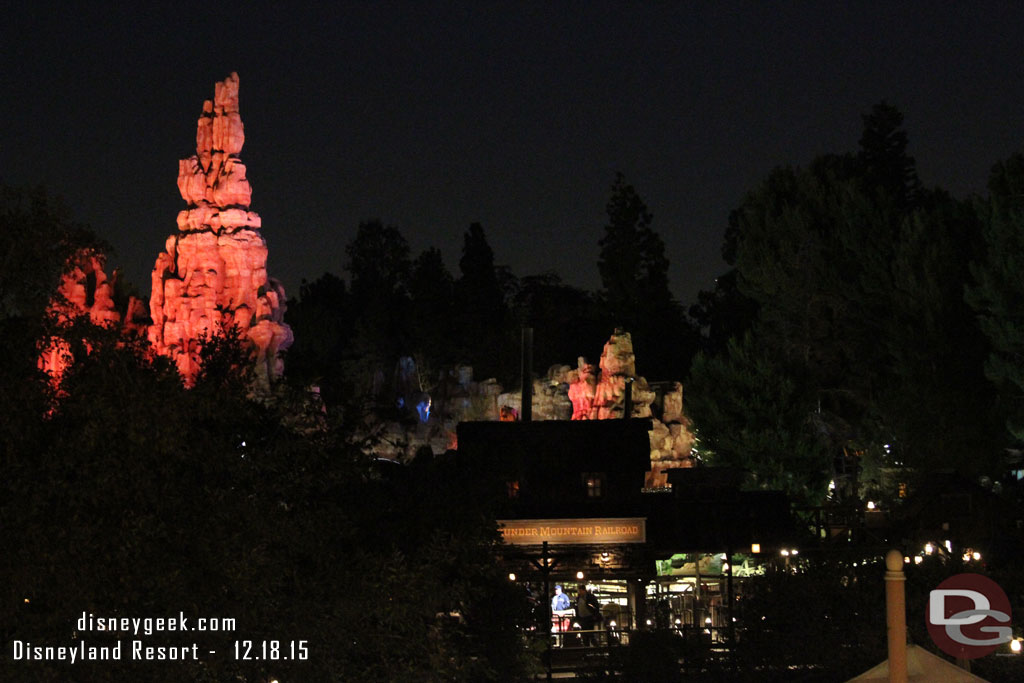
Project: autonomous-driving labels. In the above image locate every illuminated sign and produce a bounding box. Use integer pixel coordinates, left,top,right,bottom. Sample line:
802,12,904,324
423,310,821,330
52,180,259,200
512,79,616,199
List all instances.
498,518,646,545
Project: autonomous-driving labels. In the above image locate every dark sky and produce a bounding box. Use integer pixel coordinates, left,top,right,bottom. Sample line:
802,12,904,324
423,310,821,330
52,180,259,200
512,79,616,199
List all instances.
4,2,1024,306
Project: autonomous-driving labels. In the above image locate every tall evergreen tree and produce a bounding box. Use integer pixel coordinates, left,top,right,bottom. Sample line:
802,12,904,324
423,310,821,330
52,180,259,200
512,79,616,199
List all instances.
342,221,413,397
284,272,351,403
408,247,456,380
597,174,695,379
598,173,670,329
858,101,922,208
711,103,999,496
454,223,513,382
967,154,1024,443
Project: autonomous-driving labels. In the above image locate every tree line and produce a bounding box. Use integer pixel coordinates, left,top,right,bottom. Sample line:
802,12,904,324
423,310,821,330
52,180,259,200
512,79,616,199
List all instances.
688,102,1024,507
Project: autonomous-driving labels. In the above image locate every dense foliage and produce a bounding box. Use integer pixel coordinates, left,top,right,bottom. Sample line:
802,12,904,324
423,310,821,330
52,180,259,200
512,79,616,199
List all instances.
689,103,1006,504
0,189,534,680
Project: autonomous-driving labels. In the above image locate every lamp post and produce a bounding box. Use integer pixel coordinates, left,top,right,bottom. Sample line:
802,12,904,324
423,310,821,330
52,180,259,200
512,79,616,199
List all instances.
885,549,907,683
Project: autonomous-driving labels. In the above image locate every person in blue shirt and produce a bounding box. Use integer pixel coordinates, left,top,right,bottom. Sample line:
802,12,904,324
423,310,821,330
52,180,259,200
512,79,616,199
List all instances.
551,585,570,611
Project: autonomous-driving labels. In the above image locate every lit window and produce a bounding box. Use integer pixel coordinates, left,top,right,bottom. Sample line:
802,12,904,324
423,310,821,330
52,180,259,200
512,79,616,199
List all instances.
506,480,520,499
583,473,605,498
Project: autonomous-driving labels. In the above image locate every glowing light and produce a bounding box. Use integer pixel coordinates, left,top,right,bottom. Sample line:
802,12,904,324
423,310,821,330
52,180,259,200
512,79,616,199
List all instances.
828,479,836,491
1012,639,1022,653
23,598,29,603
925,543,934,555
791,549,798,556
507,573,516,581
576,571,584,580
944,540,952,553
646,619,652,626
780,549,790,557
722,562,729,572
416,397,431,423
904,556,910,564
609,620,617,629
751,543,761,554
914,556,923,565
704,617,712,625
866,501,876,510
973,551,981,561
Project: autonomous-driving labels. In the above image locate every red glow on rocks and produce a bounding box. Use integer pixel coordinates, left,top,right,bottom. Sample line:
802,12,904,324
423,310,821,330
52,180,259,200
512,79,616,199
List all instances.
148,73,292,387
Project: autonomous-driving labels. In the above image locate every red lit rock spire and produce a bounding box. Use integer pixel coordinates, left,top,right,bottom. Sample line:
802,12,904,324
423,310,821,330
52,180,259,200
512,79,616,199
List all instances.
148,72,292,387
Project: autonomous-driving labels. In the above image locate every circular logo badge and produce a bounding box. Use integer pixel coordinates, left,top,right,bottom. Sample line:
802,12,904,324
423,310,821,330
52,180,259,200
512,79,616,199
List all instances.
926,573,1012,659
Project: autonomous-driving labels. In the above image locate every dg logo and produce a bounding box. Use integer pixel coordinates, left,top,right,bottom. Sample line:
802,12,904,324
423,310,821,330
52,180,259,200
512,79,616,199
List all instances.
927,573,1012,659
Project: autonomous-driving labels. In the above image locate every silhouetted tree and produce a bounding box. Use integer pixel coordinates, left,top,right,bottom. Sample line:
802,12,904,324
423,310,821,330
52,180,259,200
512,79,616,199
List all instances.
714,103,999,494
342,220,414,398
511,272,604,371
284,272,351,402
687,333,831,503
968,154,1024,443
454,223,513,382
408,246,456,383
597,174,696,379
858,101,922,208
0,183,108,321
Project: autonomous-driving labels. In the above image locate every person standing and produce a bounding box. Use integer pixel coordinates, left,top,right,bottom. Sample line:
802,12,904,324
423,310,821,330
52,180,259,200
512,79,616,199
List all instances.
552,584,570,612
576,584,602,645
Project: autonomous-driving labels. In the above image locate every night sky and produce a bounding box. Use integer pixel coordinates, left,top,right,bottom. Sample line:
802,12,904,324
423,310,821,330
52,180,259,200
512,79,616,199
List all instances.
4,2,1024,306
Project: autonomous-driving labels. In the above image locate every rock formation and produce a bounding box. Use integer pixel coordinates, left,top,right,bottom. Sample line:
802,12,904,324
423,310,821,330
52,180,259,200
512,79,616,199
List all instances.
148,73,292,387
38,250,122,383
566,330,695,486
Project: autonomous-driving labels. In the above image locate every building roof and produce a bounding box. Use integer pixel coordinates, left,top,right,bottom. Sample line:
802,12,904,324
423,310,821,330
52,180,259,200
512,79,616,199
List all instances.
847,645,991,682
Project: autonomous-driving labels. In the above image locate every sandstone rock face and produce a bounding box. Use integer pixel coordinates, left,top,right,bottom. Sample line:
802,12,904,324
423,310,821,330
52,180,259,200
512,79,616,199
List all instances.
148,73,292,387
38,250,122,382
566,329,696,486
368,331,695,482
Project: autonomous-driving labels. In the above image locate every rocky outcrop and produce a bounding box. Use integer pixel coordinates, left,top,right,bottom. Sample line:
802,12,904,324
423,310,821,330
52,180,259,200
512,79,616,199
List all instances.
567,330,695,485
148,73,292,387
38,250,123,383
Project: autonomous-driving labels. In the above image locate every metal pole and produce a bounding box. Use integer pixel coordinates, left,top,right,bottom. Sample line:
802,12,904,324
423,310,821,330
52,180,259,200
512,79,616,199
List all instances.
726,548,736,669
521,327,533,422
543,541,551,681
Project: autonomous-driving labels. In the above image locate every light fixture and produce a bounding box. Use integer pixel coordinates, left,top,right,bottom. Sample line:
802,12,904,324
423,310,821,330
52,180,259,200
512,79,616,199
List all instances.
780,549,790,557
972,551,981,561
1012,639,1022,654
508,573,516,581
914,556,923,565
576,570,584,580
751,543,761,554
867,501,876,510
